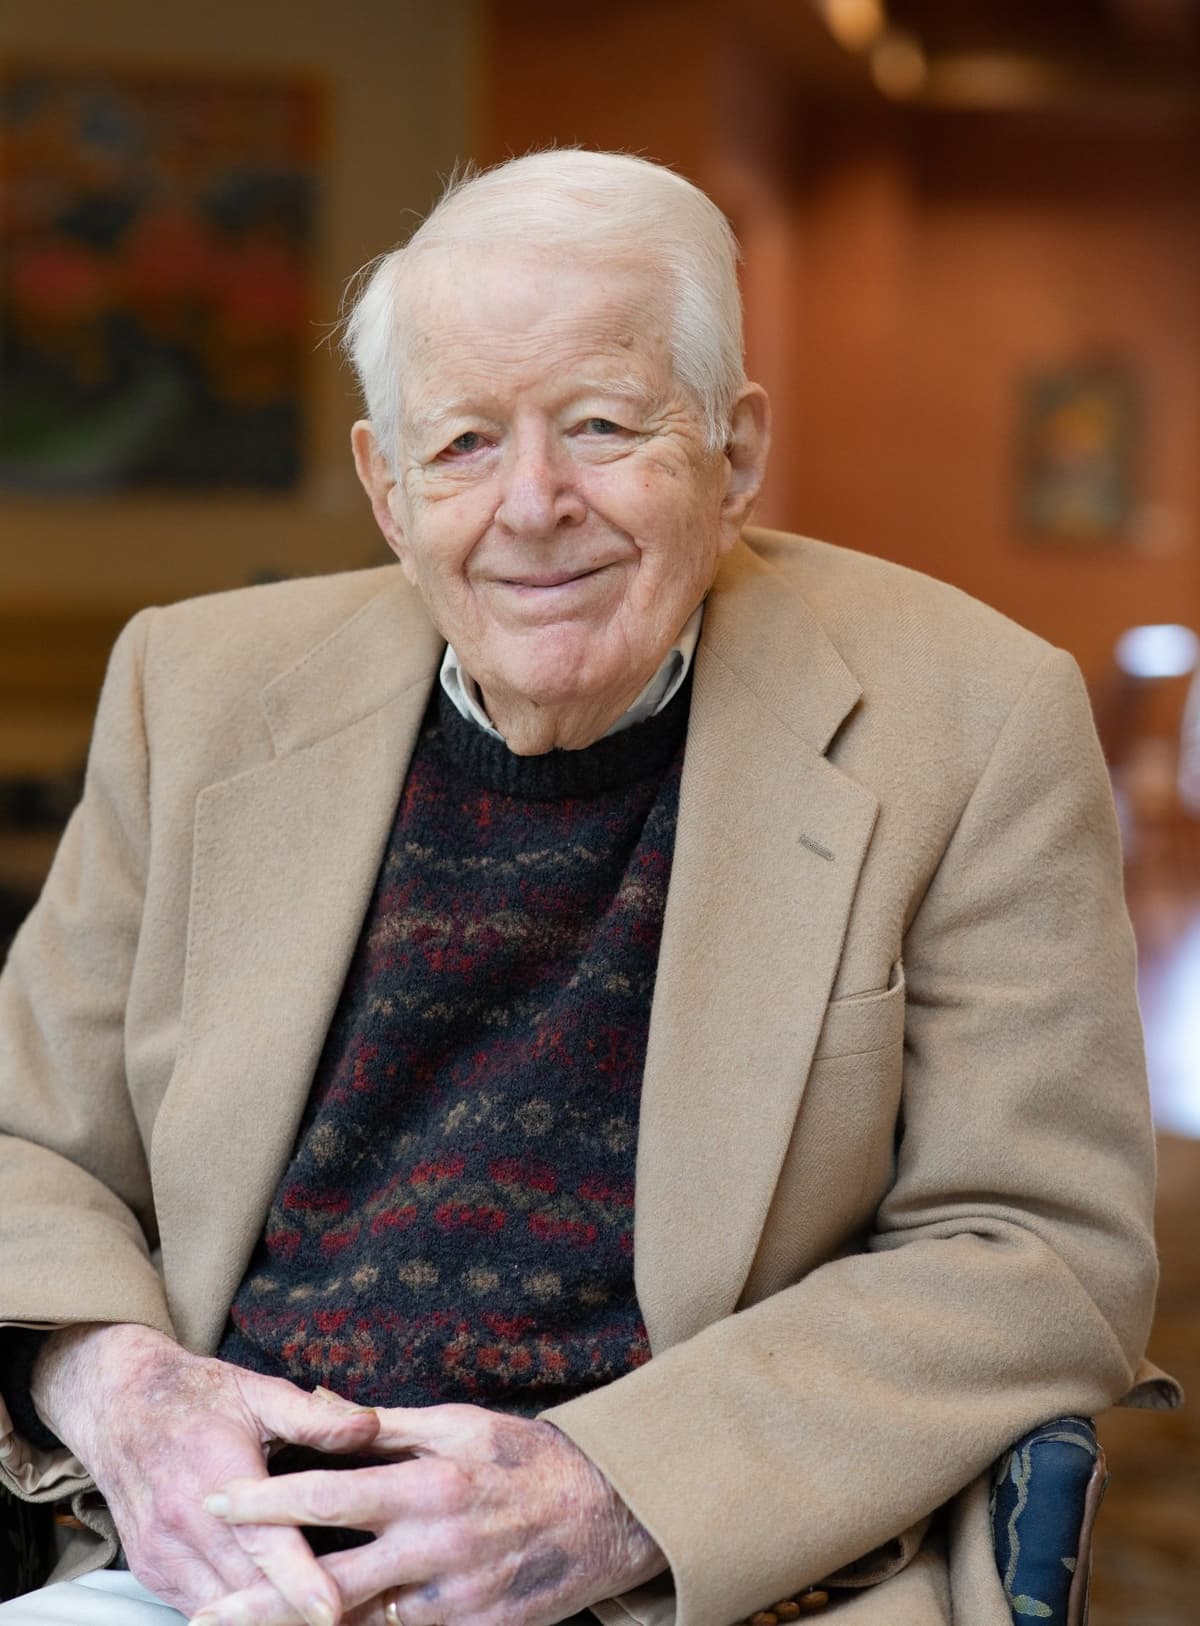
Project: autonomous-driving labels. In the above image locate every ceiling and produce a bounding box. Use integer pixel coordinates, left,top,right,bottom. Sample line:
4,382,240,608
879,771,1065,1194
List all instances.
744,0,1200,116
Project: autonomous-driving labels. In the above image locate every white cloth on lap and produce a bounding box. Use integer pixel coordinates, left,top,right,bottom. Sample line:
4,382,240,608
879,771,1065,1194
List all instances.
0,1570,184,1623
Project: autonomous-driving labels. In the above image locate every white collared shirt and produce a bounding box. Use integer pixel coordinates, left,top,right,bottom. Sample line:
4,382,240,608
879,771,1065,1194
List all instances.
439,603,704,743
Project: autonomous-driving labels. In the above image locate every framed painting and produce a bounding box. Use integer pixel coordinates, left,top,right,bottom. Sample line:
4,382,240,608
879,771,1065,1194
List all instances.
0,63,323,492
1017,364,1138,547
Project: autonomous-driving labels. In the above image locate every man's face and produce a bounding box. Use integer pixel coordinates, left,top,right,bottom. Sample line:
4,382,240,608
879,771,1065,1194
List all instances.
354,246,767,741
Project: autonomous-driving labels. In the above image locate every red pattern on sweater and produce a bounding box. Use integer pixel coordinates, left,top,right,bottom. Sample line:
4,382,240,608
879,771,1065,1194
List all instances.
219,683,687,1414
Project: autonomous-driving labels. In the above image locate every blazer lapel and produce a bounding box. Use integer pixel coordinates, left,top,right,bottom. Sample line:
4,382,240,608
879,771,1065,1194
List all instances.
634,540,879,1352
152,582,443,1353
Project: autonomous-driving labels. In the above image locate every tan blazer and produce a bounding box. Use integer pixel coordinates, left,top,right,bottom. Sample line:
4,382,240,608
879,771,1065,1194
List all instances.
0,530,1171,1626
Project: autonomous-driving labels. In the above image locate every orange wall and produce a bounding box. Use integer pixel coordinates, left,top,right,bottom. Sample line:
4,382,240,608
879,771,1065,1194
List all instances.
778,111,1200,682
479,0,725,182
479,6,1200,688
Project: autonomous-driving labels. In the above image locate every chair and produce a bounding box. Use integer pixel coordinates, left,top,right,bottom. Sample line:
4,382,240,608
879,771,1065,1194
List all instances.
990,1416,1106,1626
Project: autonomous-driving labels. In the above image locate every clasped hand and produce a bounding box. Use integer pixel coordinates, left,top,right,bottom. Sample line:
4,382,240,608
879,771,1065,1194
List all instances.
31,1325,664,1626
193,1398,664,1626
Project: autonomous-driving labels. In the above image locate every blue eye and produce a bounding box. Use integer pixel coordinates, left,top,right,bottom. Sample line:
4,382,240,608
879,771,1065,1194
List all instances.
585,418,621,435
446,431,482,455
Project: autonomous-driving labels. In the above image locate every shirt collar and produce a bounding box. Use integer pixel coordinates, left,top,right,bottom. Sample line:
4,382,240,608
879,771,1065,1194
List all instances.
439,602,704,744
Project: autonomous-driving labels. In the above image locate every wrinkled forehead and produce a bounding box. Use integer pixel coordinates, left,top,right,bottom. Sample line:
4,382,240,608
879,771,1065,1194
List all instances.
392,241,677,416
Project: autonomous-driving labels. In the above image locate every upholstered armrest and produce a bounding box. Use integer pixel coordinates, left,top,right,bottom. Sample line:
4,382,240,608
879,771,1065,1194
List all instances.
990,1416,1108,1626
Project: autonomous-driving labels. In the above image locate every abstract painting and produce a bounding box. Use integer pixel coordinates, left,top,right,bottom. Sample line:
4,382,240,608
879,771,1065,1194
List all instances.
0,65,322,492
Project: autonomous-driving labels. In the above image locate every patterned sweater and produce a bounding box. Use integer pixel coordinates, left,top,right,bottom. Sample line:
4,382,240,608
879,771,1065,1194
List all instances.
218,677,690,1415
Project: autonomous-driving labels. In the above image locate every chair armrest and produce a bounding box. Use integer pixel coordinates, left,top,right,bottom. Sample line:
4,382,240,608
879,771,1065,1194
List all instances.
990,1416,1108,1626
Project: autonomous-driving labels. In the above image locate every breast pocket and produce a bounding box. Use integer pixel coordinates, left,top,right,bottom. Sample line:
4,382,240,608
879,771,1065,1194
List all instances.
813,962,906,1060
743,964,908,1297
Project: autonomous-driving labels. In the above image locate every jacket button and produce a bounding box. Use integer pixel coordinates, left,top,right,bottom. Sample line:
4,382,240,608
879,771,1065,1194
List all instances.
737,1590,830,1626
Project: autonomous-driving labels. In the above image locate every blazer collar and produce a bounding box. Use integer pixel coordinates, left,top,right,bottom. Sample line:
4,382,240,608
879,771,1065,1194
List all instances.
702,530,862,754
260,570,443,757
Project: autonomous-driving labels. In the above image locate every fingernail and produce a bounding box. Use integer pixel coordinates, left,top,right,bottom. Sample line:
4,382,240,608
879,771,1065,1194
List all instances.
203,1493,231,1518
314,1384,374,1414
305,1600,336,1626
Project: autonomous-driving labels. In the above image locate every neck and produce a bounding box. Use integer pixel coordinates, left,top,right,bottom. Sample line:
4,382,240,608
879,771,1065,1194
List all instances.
480,674,651,755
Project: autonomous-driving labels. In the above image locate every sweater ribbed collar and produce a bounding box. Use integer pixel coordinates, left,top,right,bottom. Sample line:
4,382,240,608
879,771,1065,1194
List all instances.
435,670,692,800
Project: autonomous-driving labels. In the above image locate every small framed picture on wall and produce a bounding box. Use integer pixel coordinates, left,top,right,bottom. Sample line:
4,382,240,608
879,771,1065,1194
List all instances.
1016,363,1138,547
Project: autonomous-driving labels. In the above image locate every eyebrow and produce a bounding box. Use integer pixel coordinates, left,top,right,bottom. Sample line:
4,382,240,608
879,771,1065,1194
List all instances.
405,375,659,436
405,399,475,435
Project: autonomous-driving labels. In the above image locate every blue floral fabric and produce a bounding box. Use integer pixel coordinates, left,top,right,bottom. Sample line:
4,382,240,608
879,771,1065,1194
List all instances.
990,1416,1102,1623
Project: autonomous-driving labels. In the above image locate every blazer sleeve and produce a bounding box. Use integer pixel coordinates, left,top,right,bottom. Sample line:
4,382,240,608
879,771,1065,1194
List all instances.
0,610,176,1501
540,647,1160,1626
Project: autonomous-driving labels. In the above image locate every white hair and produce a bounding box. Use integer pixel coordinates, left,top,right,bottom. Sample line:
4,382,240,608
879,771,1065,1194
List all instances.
341,149,745,463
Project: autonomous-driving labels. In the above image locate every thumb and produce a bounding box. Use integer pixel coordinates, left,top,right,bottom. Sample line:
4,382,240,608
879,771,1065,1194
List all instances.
241,1372,381,1453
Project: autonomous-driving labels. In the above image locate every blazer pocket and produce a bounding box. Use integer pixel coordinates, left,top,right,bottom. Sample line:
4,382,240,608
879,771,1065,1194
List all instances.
814,963,905,1060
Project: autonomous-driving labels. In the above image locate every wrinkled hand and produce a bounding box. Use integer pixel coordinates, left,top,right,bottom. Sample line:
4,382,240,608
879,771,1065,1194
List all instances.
192,1402,668,1626
31,1323,380,1625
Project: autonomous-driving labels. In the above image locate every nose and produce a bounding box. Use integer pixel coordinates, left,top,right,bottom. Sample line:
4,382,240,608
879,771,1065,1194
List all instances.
494,425,586,538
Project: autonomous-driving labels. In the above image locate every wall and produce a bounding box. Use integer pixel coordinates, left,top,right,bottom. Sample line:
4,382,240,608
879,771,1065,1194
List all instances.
479,4,1200,697
14,5,1194,766
781,111,1200,684
0,0,478,772
479,0,726,183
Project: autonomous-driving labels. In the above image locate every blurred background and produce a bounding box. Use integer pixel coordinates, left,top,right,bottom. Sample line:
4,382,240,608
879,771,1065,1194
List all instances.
0,1,1196,1620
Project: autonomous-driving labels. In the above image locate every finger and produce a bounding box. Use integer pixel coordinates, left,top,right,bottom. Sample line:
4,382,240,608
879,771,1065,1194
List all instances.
187,1501,346,1626
204,1533,263,1596
376,1584,446,1626
226,1522,343,1626
242,1372,381,1454
189,1530,442,1626
207,1463,447,1531
369,1403,480,1454
186,1579,303,1626
322,1539,441,1617
189,1532,343,1626
343,1601,390,1626
184,1557,393,1626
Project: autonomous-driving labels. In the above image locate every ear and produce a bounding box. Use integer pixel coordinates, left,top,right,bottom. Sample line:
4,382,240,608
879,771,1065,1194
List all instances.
718,384,771,548
351,421,409,565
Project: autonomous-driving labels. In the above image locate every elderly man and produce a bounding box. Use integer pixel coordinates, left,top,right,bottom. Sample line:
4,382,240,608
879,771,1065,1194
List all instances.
0,151,1165,1626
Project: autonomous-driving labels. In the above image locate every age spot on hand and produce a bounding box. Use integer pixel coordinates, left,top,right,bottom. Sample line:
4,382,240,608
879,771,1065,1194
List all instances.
490,1423,539,1470
506,1543,571,1600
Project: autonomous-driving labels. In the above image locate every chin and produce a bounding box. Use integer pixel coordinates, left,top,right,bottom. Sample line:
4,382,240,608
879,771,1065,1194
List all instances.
493,635,622,709
503,668,607,712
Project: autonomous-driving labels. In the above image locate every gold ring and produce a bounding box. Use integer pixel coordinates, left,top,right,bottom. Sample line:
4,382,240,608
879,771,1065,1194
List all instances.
385,1587,444,1626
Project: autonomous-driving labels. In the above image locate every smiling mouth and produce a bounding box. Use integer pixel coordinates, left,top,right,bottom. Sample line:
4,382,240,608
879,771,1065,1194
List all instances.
500,565,609,589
